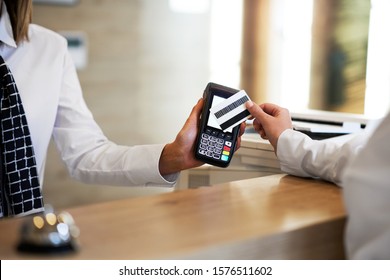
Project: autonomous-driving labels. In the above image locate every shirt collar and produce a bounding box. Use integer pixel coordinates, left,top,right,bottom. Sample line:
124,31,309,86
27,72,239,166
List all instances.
0,2,17,48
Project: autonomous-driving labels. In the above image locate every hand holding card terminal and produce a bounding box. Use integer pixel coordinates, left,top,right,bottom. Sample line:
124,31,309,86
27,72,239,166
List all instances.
194,82,241,168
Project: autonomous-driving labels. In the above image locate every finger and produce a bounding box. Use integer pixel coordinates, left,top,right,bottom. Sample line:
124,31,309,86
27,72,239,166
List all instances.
238,122,246,136
260,103,280,116
192,98,204,117
235,137,241,151
185,98,204,126
253,119,262,131
246,101,269,121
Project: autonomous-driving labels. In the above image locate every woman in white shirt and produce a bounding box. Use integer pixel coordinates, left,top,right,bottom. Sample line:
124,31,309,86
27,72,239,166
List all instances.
0,0,244,217
245,100,390,259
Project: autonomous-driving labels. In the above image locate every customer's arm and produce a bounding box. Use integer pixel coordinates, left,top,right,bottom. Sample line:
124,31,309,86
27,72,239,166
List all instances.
246,102,369,185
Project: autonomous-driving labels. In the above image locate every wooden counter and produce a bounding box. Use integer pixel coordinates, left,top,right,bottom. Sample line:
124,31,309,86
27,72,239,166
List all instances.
0,174,346,260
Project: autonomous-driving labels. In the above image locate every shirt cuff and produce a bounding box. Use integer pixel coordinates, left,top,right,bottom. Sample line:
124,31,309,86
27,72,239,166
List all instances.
276,129,312,177
147,144,179,186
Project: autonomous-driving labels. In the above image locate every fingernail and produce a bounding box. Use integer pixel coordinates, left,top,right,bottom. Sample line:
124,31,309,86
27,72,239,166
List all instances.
246,100,253,108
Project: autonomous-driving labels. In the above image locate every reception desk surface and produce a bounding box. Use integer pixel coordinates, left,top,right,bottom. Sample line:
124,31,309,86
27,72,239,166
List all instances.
0,174,346,260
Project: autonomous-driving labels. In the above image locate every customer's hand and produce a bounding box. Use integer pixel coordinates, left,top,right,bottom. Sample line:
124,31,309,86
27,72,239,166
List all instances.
159,98,246,176
246,101,292,152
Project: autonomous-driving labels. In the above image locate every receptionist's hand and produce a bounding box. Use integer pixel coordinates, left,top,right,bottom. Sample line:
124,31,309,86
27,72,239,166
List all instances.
159,98,246,176
246,101,293,153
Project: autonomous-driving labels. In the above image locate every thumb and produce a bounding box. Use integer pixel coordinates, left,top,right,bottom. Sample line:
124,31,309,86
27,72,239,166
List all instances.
186,98,204,126
246,100,268,121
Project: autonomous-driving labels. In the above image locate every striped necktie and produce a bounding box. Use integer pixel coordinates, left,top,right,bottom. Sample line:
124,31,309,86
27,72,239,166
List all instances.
0,55,44,218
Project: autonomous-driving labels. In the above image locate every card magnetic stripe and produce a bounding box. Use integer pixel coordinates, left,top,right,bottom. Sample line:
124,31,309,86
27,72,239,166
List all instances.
214,96,249,119
219,109,250,131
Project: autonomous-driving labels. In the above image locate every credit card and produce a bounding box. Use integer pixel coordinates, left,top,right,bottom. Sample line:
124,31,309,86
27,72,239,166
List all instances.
209,90,251,132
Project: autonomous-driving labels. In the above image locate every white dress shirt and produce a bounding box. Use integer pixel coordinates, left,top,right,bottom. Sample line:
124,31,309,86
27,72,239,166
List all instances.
342,111,390,259
0,4,177,188
275,111,390,259
276,128,371,185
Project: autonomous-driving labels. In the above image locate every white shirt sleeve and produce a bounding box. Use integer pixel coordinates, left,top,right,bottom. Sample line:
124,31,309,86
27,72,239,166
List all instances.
52,44,178,187
342,113,390,259
276,128,371,185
